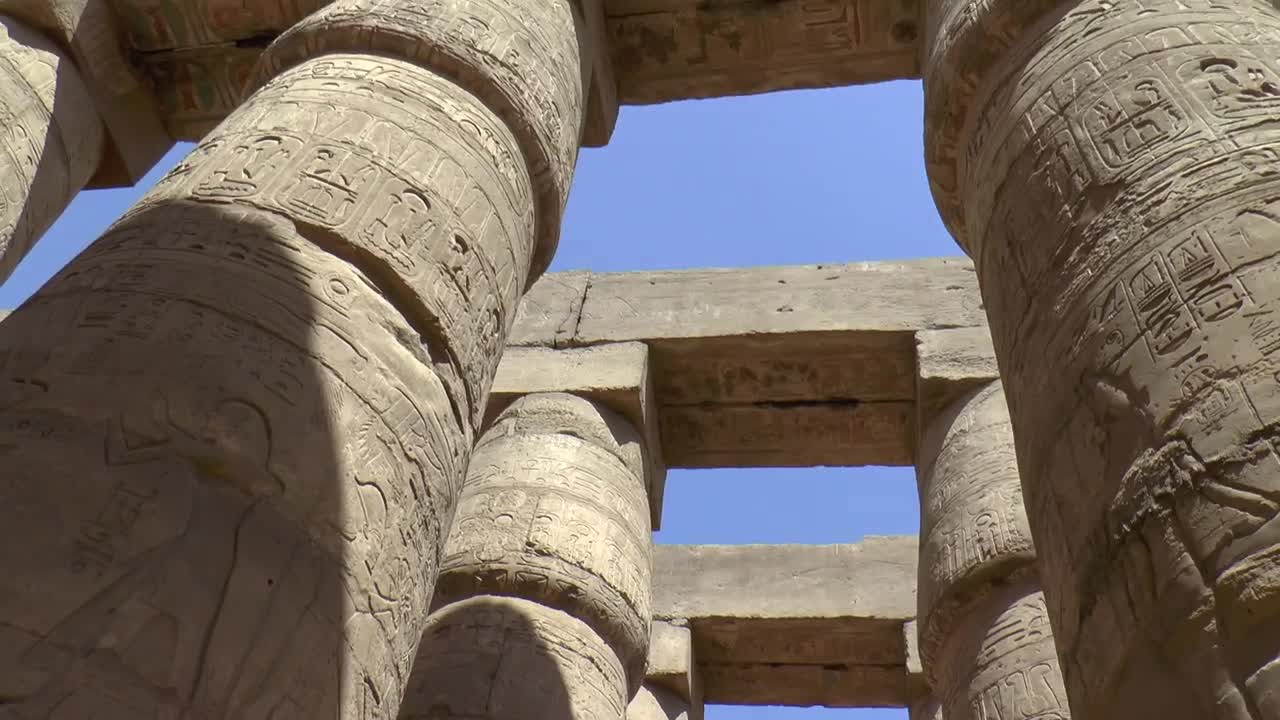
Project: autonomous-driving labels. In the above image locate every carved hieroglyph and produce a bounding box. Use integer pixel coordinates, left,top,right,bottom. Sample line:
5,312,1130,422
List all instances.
405,392,654,715
916,383,1069,720
0,13,103,282
925,0,1280,716
0,0,588,716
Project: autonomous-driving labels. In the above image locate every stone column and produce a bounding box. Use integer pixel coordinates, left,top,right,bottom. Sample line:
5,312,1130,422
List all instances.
0,0,592,716
916,382,1070,720
924,1,1280,716
401,392,654,719
0,13,104,281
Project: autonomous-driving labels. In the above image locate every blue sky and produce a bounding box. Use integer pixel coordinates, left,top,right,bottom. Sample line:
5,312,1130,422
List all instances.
0,79,960,718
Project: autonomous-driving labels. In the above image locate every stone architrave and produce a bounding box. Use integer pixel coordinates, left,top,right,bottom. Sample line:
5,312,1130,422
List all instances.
925,1,1280,716
0,0,593,716
0,13,103,282
916,382,1069,720
403,392,655,718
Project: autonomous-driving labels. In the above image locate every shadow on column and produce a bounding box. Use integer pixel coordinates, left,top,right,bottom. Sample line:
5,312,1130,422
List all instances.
398,596,625,719
0,199,466,718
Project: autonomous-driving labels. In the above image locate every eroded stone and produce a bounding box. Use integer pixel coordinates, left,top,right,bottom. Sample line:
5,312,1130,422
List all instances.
137,52,537,430
931,579,1070,720
488,342,667,527
908,695,942,720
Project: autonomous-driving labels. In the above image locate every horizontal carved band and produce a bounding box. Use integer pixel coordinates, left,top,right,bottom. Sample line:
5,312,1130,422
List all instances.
253,0,588,276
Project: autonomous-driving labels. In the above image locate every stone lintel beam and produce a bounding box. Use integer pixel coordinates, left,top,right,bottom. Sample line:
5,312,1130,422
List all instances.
545,259,985,346
489,342,667,528
914,326,1000,429
652,538,919,707
5,262,1001,470
0,0,171,185
500,259,992,469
